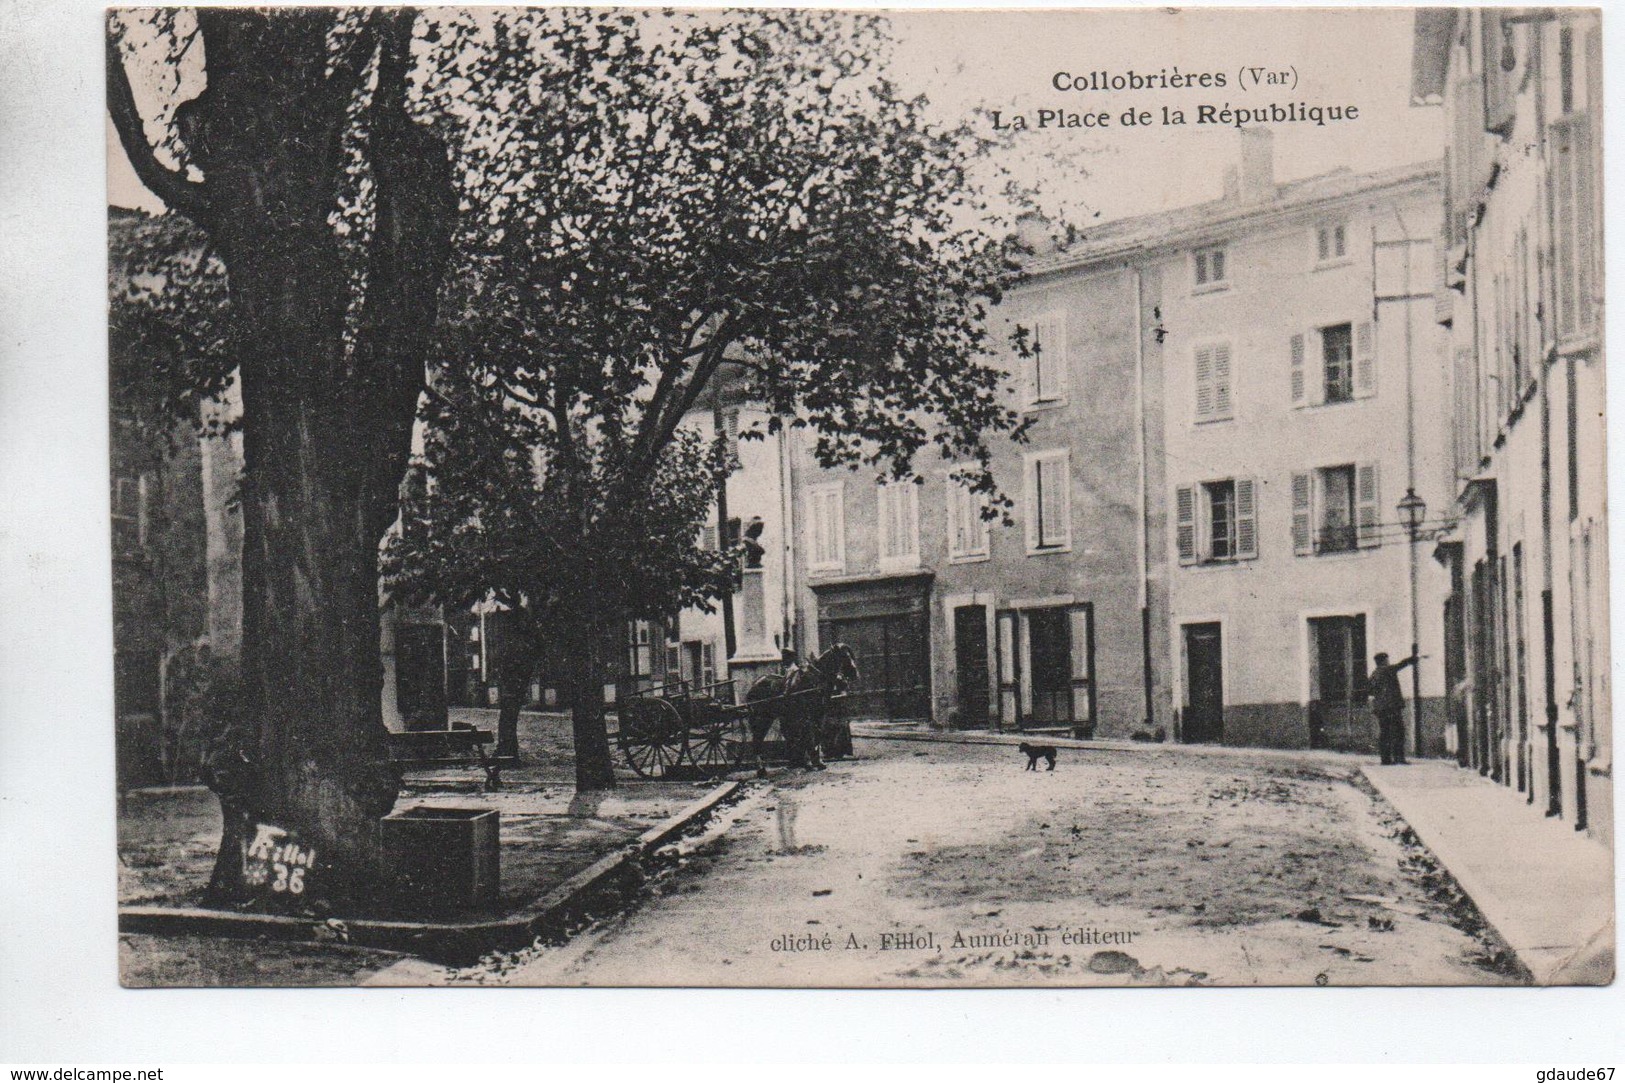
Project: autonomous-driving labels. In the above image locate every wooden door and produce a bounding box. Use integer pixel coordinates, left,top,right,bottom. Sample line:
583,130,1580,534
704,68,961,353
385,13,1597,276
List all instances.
1183,623,1223,743
953,605,991,727
1308,615,1368,750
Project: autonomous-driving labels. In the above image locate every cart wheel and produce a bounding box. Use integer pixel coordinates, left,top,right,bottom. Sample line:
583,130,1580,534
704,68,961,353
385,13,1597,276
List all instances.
618,698,686,779
687,713,745,774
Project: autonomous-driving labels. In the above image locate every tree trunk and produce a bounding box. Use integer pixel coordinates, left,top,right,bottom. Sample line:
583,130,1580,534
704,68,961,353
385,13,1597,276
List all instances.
564,609,617,791
493,627,534,761
162,10,455,908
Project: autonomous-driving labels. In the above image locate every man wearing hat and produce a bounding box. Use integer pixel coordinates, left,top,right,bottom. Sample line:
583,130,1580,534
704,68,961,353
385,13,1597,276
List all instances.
1369,651,1420,765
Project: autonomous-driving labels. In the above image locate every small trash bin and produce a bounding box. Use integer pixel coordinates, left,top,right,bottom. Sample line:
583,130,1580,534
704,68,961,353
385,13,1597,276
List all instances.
380,806,500,914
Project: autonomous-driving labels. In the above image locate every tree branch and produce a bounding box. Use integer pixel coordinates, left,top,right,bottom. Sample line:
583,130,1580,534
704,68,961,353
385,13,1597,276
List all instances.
105,31,212,224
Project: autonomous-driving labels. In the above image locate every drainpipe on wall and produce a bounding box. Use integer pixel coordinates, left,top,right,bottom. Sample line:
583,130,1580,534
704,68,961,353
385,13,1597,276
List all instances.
1133,266,1155,730
1533,19,1565,819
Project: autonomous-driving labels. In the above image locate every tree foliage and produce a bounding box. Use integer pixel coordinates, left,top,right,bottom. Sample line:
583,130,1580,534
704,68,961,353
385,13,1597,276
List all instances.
378,8,1042,789
384,361,737,627
419,8,1033,498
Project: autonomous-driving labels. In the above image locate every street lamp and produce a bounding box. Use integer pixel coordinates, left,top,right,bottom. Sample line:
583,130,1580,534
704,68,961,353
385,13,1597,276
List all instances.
1398,489,1427,538
1397,487,1427,757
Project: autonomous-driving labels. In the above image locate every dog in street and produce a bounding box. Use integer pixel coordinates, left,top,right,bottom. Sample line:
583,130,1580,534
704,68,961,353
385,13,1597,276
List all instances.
1019,742,1057,771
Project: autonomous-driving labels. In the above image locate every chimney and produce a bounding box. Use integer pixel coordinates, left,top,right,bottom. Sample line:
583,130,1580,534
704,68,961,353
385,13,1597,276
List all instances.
1222,165,1240,201
1237,127,1275,202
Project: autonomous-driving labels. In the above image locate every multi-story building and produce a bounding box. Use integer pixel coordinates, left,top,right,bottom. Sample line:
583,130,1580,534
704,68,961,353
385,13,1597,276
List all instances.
1412,8,1609,843
792,132,1454,754
791,250,1163,736
1138,143,1451,752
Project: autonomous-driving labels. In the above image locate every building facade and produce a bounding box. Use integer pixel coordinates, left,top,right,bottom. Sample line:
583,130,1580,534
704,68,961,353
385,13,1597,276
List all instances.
1412,8,1610,843
1142,152,1451,752
793,134,1455,756
793,260,1167,737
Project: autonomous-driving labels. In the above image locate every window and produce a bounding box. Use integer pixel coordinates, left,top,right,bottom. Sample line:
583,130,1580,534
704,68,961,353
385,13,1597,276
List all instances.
1020,311,1070,407
1175,479,1257,565
1316,222,1348,263
627,621,655,678
1292,463,1380,555
111,473,145,554
1024,450,1072,554
699,522,719,551
806,482,845,573
1322,323,1354,403
1291,321,1374,406
947,475,990,562
1193,246,1228,290
1193,341,1233,421
876,481,920,569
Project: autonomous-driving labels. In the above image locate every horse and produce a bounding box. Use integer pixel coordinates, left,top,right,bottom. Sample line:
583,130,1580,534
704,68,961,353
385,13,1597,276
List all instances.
743,643,860,772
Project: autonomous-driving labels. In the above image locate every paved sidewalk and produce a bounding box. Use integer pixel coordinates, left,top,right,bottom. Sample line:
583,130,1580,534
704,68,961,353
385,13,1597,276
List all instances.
1362,760,1615,985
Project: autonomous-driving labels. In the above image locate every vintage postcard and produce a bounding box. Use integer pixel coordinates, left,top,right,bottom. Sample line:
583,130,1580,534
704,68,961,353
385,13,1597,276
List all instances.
108,5,1612,989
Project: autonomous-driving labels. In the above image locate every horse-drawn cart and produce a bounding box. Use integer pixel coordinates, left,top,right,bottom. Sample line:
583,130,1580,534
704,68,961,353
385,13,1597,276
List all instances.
614,678,751,779
613,645,859,779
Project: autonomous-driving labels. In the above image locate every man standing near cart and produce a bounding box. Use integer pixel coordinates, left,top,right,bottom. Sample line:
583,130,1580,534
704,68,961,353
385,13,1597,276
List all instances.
1369,651,1420,765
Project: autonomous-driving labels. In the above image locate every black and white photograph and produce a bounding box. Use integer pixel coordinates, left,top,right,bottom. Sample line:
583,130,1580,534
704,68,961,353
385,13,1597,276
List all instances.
97,5,1612,991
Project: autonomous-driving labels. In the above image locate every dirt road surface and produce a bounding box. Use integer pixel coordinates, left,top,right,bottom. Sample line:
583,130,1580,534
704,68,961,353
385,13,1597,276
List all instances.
431,739,1523,988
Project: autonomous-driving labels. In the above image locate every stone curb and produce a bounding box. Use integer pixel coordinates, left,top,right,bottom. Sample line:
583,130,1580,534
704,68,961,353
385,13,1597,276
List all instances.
118,779,743,964
851,727,1370,764
1359,766,1613,985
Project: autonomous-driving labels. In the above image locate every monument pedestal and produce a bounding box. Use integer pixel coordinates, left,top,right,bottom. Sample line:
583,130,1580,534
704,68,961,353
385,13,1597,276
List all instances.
727,566,782,703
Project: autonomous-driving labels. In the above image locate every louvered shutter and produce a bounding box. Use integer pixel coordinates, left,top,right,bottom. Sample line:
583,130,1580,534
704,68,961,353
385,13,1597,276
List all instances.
949,481,967,555
1176,485,1196,565
1019,325,1038,404
1039,456,1070,548
1235,477,1257,559
1194,345,1216,419
1291,473,1312,555
1481,11,1519,137
723,409,741,466
1290,333,1307,407
1356,463,1381,549
1038,314,1070,400
1552,115,1595,340
1213,343,1233,418
1354,320,1376,397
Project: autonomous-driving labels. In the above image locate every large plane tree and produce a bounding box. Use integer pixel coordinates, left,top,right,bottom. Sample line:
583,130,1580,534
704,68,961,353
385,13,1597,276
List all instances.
391,9,1036,791
108,8,458,904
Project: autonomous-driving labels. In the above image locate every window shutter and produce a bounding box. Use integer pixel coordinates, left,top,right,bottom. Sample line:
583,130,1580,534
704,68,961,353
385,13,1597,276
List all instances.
1176,485,1196,565
1234,477,1257,559
1481,12,1519,137
1040,314,1069,399
1213,343,1233,418
1194,345,1215,419
1557,115,1595,340
879,486,895,560
1019,327,1038,404
1356,463,1381,549
1039,456,1070,549
1354,319,1376,397
1068,606,1092,722
1290,333,1307,407
1291,472,1312,555
1024,460,1038,550
949,482,966,554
